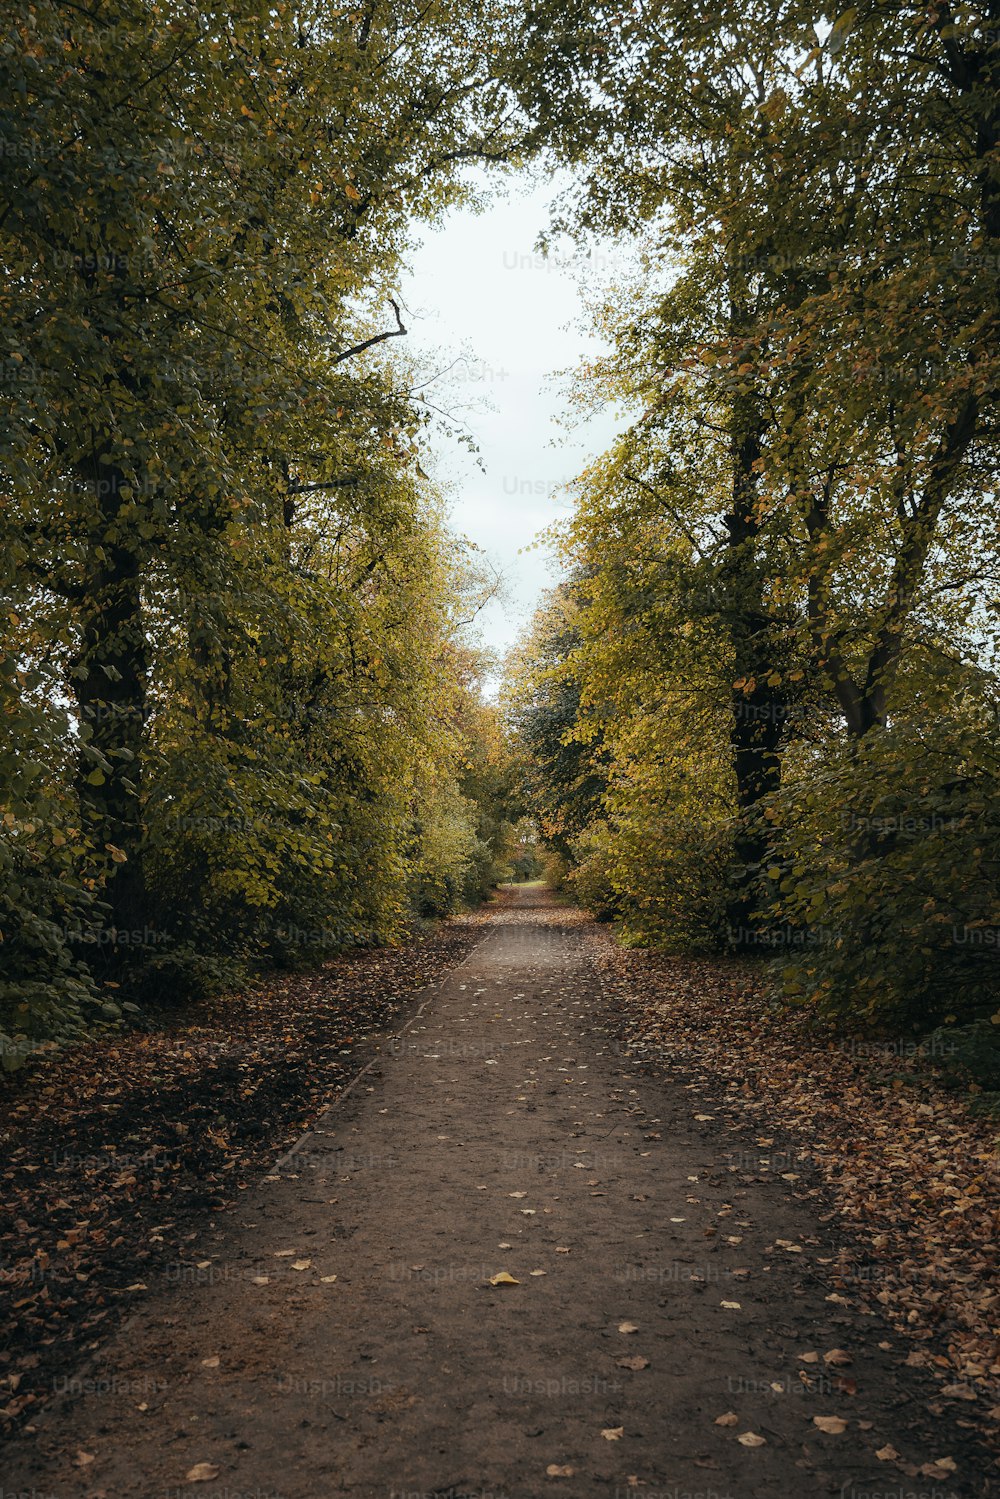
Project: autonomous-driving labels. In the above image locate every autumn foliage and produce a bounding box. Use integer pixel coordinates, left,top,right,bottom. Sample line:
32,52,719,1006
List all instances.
509,3,1000,1066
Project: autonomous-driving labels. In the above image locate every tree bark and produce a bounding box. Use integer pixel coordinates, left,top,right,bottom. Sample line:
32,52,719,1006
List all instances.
722,386,789,944
70,452,149,963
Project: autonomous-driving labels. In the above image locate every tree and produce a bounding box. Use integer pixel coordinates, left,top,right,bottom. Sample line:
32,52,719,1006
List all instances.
0,0,546,1043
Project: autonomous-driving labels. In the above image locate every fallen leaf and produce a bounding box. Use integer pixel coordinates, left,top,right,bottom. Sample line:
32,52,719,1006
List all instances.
823,1348,852,1366
921,1457,957,1478
601,1426,624,1441
546,1464,575,1477
186,1464,220,1482
290,1259,312,1271
618,1321,639,1334
73,1451,95,1467
320,1274,338,1283
617,1356,650,1370
813,1416,848,1434
489,1271,520,1286
737,1432,766,1447
201,1356,220,1369
714,1412,738,1426
876,1445,901,1461
720,1300,742,1310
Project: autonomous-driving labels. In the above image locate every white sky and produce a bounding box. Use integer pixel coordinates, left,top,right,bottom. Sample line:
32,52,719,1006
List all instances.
399,172,626,670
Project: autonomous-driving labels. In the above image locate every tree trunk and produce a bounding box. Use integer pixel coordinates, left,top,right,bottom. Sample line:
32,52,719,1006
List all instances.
71,453,149,965
721,400,788,945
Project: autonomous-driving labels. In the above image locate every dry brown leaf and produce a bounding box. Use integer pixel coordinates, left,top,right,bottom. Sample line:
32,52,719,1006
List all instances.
186,1463,220,1483
601,1426,624,1441
618,1321,639,1334
813,1416,848,1434
546,1465,575,1477
920,1457,957,1479
823,1349,852,1367
876,1445,901,1462
489,1271,520,1286
714,1412,738,1426
737,1431,766,1447
617,1356,650,1371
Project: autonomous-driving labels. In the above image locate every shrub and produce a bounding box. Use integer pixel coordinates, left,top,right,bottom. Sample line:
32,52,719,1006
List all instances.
766,708,1000,1032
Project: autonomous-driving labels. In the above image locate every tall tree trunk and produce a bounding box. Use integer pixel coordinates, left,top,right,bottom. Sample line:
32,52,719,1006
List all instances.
721,393,788,944
719,249,792,945
71,452,149,963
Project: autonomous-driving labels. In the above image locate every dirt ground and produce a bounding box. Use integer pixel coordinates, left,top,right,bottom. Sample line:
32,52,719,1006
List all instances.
2,885,993,1498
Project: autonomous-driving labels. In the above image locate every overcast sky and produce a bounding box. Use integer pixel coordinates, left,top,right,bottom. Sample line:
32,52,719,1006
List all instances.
398,172,626,672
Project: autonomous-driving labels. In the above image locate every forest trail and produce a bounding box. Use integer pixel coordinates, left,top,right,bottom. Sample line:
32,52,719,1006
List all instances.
4,886,985,1499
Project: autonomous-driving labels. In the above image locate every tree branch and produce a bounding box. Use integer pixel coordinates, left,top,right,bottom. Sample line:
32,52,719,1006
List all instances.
331,300,406,364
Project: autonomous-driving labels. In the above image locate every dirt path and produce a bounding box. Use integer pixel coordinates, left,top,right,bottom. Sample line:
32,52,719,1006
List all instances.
4,887,989,1498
